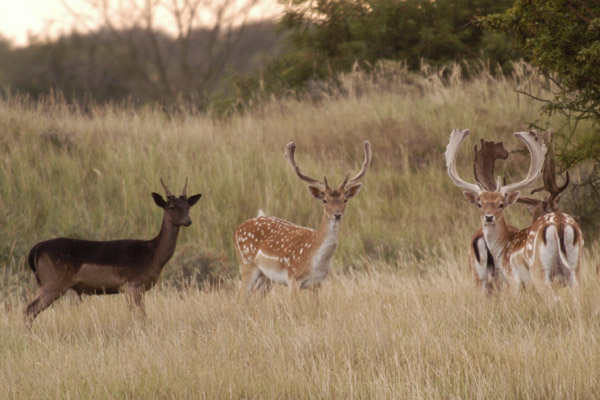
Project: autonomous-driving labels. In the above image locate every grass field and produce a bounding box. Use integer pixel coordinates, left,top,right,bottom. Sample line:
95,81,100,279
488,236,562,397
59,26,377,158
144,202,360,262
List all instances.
0,63,599,398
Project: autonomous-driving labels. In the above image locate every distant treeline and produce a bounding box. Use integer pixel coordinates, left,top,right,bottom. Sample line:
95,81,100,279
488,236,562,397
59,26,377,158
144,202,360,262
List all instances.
0,1,524,109
0,21,282,108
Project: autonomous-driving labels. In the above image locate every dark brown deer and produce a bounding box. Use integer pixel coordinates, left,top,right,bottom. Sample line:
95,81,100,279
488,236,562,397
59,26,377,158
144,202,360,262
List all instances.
25,178,201,324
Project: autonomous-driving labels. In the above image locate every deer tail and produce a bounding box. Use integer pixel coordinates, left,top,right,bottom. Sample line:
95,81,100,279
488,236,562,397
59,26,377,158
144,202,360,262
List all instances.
28,246,41,286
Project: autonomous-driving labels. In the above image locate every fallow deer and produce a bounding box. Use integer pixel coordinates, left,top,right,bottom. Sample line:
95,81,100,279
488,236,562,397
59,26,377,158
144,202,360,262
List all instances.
234,141,371,293
468,130,579,295
25,178,201,323
446,129,583,301
468,139,509,293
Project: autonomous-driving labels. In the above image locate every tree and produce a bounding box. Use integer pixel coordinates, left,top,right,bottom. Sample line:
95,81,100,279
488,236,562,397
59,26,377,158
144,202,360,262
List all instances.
482,0,600,228
238,0,518,95
61,0,262,106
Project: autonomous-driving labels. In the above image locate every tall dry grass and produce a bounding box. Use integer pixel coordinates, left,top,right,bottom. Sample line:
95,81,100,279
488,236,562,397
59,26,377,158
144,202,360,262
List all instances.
2,257,600,399
0,62,598,398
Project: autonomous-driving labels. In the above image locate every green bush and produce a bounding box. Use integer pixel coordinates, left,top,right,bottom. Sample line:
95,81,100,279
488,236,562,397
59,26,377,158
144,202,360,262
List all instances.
235,0,519,97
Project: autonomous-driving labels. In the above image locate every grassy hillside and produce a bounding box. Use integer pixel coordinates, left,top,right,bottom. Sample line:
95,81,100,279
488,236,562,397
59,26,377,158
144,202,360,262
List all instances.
0,62,598,398
0,63,594,282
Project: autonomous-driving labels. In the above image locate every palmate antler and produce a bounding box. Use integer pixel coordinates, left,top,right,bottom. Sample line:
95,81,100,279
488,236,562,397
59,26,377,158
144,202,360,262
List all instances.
472,138,509,191
446,129,547,195
498,130,547,196
285,141,371,189
445,129,484,194
518,129,570,213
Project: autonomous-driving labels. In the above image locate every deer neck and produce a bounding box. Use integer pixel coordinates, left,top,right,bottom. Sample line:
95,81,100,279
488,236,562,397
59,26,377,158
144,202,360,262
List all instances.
311,213,341,271
482,216,513,260
152,215,181,271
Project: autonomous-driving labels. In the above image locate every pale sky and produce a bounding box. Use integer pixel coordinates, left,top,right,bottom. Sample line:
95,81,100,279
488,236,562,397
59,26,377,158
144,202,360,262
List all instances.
0,0,282,46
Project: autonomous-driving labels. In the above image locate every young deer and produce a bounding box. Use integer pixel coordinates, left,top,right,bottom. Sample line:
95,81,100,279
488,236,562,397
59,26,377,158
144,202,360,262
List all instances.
235,141,371,293
446,129,583,301
25,178,201,323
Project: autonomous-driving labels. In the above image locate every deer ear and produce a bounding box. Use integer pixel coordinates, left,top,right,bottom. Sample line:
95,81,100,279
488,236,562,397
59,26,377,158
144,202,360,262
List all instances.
152,192,167,208
463,191,478,205
308,185,325,200
187,193,202,207
525,203,537,216
504,191,520,206
345,183,362,199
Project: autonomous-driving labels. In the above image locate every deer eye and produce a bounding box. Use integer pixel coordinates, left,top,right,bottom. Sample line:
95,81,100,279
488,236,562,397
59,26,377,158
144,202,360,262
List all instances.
499,203,505,209
344,199,348,203
169,205,176,210
476,203,482,209
322,199,327,204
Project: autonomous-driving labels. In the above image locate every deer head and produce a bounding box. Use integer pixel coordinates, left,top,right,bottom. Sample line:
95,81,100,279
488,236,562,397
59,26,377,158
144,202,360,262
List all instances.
152,177,202,226
285,141,371,220
446,129,547,225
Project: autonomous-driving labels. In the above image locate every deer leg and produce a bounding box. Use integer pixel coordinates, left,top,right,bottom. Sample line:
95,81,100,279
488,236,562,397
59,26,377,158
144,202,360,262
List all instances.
71,288,83,304
24,286,69,325
531,252,558,304
309,283,321,308
254,274,273,294
240,263,261,293
288,277,300,303
123,285,146,318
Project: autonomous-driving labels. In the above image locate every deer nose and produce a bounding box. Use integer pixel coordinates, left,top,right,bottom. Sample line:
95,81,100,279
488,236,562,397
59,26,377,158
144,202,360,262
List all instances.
484,215,494,223
334,213,342,220
183,217,192,226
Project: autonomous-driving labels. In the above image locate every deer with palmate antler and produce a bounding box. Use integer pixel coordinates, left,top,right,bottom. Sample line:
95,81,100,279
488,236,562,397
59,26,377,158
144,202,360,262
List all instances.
25,178,201,324
447,129,583,301
235,141,371,293
468,130,580,295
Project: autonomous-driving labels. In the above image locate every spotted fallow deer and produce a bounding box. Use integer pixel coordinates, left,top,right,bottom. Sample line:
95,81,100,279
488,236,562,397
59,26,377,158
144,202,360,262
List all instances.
468,130,580,295
468,138,509,293
24,178,201,323
234,141,371,293
446,129,583,301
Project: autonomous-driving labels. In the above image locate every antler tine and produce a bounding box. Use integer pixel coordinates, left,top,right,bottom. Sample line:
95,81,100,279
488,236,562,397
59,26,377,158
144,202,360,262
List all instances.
339,171,350,189
445,129,483,194
181,176,188,196
160,176,173,197
499,130,547,196
285,142,324,187
473,138,509,191
346,141,372,187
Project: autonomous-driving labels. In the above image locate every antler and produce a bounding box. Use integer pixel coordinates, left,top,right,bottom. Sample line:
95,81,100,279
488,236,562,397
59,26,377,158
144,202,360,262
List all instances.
519,129,569,211
340,141,372,188
181,176,188,197
445,129,484,194
160,176,173,197
472,139,509,191
285,142,325,187
347,141,371,187
498,130,547,196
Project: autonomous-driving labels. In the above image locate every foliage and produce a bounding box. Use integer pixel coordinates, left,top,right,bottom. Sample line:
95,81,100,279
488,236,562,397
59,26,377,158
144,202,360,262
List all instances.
235,0,519,96
481,0,600,225
0,22,281,108
2,62,597,288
